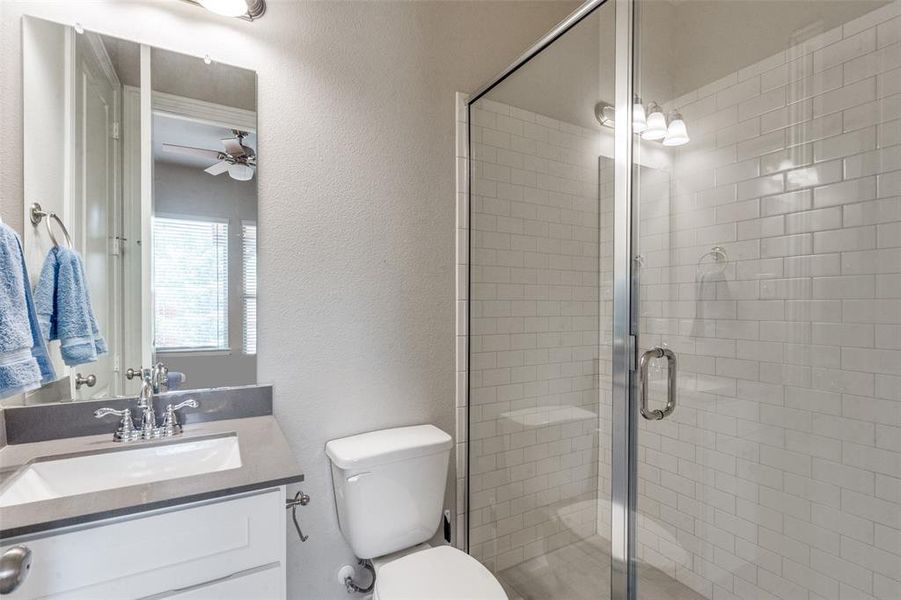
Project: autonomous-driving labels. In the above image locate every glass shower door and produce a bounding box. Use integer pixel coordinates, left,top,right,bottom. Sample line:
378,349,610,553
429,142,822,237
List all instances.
631,1,901,599
466,2,619,598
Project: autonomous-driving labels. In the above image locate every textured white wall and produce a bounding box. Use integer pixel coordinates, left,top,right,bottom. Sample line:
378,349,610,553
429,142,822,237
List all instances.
0,1,577,597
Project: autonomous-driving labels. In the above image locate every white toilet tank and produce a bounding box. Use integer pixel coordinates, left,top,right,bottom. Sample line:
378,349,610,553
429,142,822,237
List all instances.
326,424,453,559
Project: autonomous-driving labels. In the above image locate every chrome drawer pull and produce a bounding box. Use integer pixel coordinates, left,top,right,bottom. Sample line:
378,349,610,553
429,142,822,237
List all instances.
0,545,32,594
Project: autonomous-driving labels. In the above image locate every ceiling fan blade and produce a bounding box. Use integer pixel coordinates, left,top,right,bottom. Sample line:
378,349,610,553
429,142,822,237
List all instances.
204,161,230,176
162,143,222,160
221,137,246,157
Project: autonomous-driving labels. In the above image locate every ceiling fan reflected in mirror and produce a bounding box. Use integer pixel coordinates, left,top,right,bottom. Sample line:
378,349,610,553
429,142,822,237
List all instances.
161,130,256,181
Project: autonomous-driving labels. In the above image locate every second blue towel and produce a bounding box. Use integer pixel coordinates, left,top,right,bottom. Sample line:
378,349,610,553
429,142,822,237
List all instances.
34,245,108,366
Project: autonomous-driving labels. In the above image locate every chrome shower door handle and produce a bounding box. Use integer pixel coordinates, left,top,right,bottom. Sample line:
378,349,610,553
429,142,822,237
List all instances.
639,347,677,420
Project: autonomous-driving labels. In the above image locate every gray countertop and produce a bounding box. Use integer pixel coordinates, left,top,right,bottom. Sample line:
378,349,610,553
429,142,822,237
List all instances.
0,416,303,539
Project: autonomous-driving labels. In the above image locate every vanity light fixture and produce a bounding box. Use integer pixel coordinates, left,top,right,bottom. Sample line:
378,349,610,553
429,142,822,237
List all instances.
187,0,266,20
632,98,648,133
594,101,690,147
594,103,616,129
641,102,668,140
663,110,690,146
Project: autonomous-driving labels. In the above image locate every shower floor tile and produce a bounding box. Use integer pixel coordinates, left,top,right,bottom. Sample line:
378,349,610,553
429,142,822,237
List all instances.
496,535,707,600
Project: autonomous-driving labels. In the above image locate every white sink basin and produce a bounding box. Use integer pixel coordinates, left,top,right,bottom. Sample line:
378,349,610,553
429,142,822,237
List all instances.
0,434,241,508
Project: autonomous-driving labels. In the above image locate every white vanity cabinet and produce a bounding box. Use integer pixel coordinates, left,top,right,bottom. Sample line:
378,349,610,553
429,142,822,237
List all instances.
0,487,287,599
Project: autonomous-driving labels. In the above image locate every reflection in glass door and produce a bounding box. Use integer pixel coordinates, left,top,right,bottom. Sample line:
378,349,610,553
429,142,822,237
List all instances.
632,1,901,599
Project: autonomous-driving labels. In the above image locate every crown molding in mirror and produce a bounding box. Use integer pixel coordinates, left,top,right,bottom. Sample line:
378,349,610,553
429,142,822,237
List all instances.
152,91,256,133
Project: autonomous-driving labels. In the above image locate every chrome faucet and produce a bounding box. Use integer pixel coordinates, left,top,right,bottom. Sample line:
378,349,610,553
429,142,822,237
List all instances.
126,361,170,394
137,368,157,439
95,363,198,442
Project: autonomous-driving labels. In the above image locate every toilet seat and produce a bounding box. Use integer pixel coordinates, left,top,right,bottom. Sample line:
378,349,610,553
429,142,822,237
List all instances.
373,546,507,600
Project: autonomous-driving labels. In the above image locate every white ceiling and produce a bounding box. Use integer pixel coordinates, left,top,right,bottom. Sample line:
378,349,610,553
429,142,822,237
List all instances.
152,113,258,170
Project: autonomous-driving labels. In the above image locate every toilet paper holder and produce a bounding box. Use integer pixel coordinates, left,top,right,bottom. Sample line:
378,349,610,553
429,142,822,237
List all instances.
286,490,310,542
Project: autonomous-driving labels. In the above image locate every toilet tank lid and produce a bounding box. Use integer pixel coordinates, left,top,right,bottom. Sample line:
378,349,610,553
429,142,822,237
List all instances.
326,425,452,470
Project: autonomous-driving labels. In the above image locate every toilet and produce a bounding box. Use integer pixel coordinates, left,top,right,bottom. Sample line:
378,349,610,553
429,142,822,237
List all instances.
326,424,507,600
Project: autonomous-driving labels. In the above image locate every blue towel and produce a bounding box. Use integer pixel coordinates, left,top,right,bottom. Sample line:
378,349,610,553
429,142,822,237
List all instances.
166,371,187,391
34,245,107,367
0,223,56,399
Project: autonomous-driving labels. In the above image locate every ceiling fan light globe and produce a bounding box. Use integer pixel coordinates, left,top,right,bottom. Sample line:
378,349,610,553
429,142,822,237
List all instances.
228,163,254,181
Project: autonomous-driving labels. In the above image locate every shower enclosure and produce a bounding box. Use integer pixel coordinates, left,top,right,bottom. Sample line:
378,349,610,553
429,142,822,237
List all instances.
463,0,901,598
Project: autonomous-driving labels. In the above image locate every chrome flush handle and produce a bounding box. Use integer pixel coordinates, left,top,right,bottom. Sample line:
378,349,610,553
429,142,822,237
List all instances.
639,347,677,420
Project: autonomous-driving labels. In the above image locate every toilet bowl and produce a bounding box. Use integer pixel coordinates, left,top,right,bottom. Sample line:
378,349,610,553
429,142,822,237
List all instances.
326,425,507,600
372,545,506,600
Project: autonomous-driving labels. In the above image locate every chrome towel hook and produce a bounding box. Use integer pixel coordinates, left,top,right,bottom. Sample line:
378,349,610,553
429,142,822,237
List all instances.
30,202,73,249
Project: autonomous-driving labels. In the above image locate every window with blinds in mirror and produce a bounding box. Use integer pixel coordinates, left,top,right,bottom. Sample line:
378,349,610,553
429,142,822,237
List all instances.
152,216,229,352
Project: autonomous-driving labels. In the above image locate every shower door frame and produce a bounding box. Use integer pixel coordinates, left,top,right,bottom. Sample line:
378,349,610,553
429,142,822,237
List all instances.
466,0,639,597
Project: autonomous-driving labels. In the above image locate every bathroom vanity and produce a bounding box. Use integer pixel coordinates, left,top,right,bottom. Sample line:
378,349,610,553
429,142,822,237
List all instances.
1,488,286,599
0,386,303,599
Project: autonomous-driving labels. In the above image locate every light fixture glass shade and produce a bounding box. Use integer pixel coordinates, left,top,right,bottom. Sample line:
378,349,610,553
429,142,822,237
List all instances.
663,111,690,146
632,101,648,133
228,163,254,181
595,103,615,129
198,0,249,17
641,103,667,140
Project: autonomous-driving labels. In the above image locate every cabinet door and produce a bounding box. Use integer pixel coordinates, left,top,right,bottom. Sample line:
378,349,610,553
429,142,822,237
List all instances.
1,488,285,599
160,563,283,600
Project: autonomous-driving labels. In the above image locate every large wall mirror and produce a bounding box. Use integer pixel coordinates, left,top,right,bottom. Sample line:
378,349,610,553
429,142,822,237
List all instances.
20,16,258,403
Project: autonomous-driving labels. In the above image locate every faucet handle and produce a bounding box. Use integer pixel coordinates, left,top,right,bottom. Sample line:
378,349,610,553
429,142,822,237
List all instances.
171,398,199,411
94,407,128,418
94,408,136,442
161,399,199,437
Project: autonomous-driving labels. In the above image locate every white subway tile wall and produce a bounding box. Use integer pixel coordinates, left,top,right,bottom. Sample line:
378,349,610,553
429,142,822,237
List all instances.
465,96,611,573
636,3,901,599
